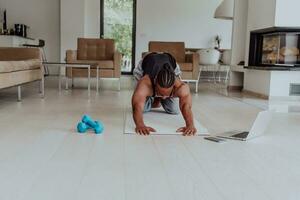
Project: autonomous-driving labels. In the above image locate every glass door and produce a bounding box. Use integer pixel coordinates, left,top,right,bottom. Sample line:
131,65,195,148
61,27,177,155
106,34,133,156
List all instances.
100,0,136,73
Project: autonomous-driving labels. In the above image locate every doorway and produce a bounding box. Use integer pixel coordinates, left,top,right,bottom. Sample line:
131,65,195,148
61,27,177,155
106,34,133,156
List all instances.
100,0,136,74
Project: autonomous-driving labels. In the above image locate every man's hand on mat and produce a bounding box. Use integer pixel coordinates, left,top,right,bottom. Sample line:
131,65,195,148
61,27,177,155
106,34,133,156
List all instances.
135,126,156,135
176,126,197,136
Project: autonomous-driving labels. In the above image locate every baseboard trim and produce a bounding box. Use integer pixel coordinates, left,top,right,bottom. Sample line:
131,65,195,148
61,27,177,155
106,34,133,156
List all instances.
242,90,269,100
227,86,243,91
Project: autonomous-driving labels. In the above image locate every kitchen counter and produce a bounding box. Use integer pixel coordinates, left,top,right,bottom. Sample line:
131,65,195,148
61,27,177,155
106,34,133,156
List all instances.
0,35,38,47
0,35,35,40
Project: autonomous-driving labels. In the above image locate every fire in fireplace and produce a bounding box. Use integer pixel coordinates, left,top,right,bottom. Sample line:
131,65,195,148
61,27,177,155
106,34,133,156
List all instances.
249,27,300,69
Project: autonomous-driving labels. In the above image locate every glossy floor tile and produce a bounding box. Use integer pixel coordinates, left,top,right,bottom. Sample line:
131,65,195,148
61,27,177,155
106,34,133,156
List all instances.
0,78,299,200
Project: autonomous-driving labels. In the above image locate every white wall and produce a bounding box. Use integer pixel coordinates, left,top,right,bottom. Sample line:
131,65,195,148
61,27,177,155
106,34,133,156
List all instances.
61,0,100,62
61,0,233,67
244,70,271,96
227,0,248,87
275,0,300,27
244,70,300,98
243,0,300,98
246,0,276,31
60,0,85,61
136,0,233,64
270,71,300,98
84,0,100,38
230,0,248,65
244,0,277,66
0,0,60,74
245,0,300,63
245,0,300,65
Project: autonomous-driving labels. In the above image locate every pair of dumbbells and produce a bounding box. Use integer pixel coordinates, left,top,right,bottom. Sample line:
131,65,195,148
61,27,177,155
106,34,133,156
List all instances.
77,115,104,134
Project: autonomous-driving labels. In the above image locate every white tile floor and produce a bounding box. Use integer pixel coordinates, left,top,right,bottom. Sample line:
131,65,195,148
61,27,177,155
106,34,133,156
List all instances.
0,78,300,200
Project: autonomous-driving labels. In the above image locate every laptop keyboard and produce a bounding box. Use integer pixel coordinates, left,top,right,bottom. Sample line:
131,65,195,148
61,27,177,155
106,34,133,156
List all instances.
231,132,249,139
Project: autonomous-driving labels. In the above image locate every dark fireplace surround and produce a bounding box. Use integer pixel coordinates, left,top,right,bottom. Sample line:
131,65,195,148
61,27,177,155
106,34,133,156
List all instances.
249,27,300,70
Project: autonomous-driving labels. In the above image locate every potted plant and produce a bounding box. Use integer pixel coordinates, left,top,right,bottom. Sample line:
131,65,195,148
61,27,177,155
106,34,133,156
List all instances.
214,35,222,50
197,35,221,65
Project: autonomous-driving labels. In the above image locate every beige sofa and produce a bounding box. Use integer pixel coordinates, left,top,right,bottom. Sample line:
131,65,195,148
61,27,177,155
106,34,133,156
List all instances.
0,47,44,101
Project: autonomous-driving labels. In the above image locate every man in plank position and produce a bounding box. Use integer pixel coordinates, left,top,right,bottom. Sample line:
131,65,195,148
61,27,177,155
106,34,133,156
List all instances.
132,52,196,136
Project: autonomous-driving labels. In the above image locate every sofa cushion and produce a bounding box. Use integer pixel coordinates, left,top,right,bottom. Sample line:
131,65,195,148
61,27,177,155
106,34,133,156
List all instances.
180,71,193,80
0,47,42,61
0,61,12,73
0,69,42,89
97,60,114,69
0,59,41,73
179,63,193,71
77,38,115,61
11,59,41,72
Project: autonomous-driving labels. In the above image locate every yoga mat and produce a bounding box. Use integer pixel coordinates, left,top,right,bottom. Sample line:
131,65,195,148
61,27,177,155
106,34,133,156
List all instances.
124,108,209,135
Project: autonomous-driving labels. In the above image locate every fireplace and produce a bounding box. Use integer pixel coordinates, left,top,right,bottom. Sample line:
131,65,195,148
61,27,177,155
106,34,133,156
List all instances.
249,27,300,69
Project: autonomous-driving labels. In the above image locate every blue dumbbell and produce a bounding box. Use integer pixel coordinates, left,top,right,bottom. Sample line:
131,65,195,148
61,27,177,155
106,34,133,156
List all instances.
77,121,104,134
77,122,90,133
81,115,104,134
94,121,104,134
82,115,98,128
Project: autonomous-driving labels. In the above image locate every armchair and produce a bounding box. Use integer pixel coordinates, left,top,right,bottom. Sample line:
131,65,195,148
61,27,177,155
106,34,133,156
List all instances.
66,38,122,89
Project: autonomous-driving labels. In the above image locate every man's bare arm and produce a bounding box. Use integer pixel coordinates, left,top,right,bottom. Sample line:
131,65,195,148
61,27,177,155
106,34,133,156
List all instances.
176,84,197,136
132,83,147,127
131,79,156,135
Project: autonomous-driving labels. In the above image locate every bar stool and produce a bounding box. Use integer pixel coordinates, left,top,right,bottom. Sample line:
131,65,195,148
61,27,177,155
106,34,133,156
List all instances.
23,39,49,76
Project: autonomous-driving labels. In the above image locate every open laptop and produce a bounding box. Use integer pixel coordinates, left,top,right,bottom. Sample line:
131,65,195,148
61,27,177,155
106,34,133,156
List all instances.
216,111,273,141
